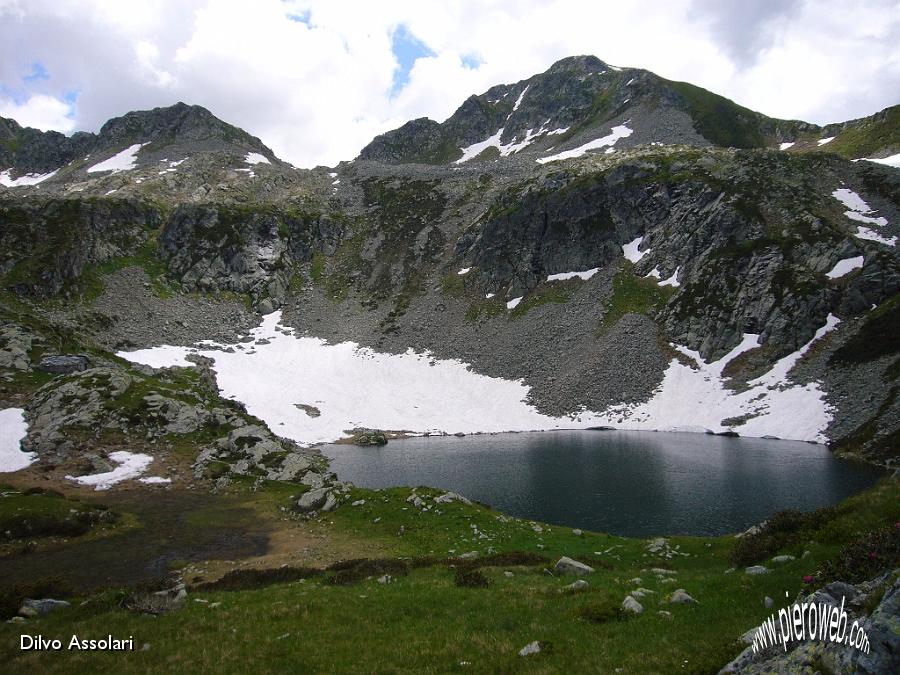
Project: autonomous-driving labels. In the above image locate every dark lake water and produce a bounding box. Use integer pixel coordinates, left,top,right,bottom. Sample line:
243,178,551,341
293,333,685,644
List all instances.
323,430,886,537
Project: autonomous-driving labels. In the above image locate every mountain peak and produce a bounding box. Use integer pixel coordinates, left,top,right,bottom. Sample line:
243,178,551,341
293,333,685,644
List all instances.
546,54,610,73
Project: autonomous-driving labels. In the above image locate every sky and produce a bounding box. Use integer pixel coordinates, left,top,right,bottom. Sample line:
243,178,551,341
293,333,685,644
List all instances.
1,0,898,168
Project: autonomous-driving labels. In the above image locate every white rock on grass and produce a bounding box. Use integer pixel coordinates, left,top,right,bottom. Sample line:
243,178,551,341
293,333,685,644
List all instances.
650,568,677,576
631,588,655,599
771,555,796,565
434,491,472,505
745,565,770,575
555,556,594,575
518,641,542,657
622,595,644,614
667,589,697,604
562,580,589,592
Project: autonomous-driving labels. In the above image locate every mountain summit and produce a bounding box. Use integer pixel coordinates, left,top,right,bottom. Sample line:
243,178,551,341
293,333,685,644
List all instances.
359,55,899,166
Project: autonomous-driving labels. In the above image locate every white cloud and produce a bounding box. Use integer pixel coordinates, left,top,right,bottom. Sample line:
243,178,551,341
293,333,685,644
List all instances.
0,0,897,167
0,93,75,132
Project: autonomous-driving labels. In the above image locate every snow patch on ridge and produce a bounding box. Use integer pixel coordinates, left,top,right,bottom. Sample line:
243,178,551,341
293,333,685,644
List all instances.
537,124,633,164
511,85,530,112
87,143,148,173
547,268,599,282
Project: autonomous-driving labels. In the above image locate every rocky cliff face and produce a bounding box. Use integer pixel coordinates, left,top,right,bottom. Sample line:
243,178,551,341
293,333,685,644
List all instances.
2,55,899,465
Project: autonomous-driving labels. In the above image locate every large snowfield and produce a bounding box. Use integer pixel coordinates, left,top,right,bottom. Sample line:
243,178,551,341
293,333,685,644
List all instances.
119,310,840,446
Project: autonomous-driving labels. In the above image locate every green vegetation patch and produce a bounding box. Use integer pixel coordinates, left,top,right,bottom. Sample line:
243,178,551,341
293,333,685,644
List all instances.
666,79,768,149
509,284,571,319
0,487,117,541
598,264,674,333
819,106,900,159
0,477,897,672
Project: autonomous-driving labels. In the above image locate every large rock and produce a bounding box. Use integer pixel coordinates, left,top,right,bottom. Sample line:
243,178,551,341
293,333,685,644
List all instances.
554,556,594,576
36,354,90,374
745,565,770,576
19,599,70,617
297,488,329,512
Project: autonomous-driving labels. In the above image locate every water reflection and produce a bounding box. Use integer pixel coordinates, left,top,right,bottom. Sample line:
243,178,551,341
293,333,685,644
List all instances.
323,430,885,537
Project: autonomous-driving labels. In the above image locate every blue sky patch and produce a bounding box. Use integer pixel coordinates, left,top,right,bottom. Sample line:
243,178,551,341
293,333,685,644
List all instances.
390,24,434,97
287,9,312,26
23,62,49,82
461,53,483,70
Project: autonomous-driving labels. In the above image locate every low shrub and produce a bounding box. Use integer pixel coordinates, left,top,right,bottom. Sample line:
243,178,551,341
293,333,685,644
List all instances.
817,523,900,584
196,566,322,592
454,568,490,588
576,598,628,624
731,507,837,567
326,558,409,585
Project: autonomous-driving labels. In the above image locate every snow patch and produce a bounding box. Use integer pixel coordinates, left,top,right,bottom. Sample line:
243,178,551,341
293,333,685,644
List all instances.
817,137,835,146
855,227,897,246
87,143,147,173
779,142,795,150
832,188,872,213
547,268,599,282
825,256,864,279
457,267,471,275
537,124,633,164
0,408,34,472
590,315,841,442
455,128,505,164
658,267,681,287
0,168,58,187
65,450,154,490
511,85,529,112
832,188,896,247
506,297,522,310
858,152,900,168
117,311,841,445
485,293,495,299
622,236,648,263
